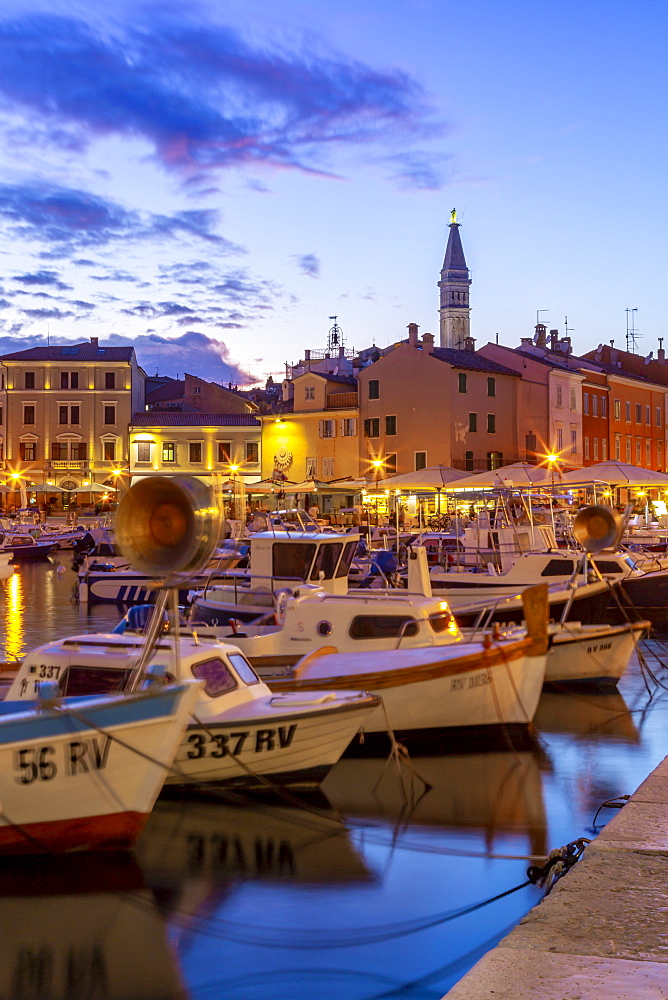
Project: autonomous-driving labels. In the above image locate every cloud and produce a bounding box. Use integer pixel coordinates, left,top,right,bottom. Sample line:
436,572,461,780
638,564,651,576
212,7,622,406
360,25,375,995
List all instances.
0,12,441,185
12,269,72,291
107,330,257,384
0,181,239,251
292,253,320,278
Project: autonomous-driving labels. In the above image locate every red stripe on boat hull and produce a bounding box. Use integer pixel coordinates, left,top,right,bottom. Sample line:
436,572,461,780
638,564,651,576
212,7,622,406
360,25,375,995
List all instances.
0,811,149,855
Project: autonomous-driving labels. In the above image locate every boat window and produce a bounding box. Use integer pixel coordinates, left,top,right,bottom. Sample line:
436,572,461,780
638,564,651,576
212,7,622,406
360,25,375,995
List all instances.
192,657,238,696
272,543,317,582
61,666,132,696
540,559,576,577
227,653,261,685
336,539,359,578
593,560,623,574
349,615,419,639
310,542,343,580
429,612,458,634
0,533,4,545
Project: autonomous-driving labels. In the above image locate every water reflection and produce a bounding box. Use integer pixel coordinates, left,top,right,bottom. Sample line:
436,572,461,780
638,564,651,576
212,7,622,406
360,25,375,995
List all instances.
4,570,24,660
0,854,186,1000
535,688,640,741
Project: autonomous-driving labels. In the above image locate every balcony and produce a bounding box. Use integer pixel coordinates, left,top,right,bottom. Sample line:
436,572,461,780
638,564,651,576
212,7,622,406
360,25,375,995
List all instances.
48,460,90,470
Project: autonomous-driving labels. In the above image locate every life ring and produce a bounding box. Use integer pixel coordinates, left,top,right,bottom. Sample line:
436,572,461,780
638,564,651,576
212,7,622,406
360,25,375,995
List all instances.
274,589,291,626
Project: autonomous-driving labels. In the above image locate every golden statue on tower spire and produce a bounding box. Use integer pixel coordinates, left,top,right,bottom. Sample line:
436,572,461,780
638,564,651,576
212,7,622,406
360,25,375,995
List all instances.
450,208,457,224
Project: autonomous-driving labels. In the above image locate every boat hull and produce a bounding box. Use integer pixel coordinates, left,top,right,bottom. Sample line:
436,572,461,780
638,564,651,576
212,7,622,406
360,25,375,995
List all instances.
545,621,648,684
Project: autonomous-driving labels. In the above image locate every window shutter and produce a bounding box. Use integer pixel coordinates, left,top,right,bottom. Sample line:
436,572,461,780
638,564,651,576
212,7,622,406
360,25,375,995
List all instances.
319,420,324,438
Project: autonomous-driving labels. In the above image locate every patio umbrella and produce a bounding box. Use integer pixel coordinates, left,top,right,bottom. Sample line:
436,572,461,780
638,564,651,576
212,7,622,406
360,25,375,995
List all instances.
443,463,557,490
559,461,668,488
69,483,111,494
376,465,470,490
26,483,66,494
246,478,297,494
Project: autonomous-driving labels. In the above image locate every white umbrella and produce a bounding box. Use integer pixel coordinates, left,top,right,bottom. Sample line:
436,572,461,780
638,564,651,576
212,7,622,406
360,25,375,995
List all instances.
376,465,470,490
27,483,66,494
69,483,112,494
444,462,557,491
560,461,668,488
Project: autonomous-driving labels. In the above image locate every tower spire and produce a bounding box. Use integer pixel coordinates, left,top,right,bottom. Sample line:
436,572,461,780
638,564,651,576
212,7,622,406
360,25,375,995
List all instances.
438,209,472,348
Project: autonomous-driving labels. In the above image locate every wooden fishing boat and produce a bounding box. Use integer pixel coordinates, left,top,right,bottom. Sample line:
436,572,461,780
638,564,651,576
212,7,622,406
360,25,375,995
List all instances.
0,679,201,854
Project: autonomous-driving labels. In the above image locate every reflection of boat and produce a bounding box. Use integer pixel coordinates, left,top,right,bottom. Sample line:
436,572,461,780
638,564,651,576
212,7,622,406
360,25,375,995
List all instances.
0,679,201,854
323,751,548,858
0,854,186,999
534,688,640,741
137,795,374,884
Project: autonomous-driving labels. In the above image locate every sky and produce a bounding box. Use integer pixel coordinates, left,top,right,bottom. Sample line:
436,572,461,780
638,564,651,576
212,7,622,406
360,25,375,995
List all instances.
0,0,666,385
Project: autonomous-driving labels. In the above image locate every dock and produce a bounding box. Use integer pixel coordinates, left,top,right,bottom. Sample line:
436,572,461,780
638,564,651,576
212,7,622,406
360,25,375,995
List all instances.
444,754,668,999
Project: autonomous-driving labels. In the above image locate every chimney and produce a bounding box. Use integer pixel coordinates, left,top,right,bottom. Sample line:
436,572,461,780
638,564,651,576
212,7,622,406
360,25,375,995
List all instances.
550,329,558,352
407,322,419,348
339,345,345,357
659,339,665,364
462,336,476,352
90,336,98,347
422,332,434,355
521,337,533,348
534,323,547,347
304,349,311,361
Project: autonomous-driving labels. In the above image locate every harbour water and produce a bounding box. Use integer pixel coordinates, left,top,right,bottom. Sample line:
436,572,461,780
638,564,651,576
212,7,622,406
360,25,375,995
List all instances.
2,555,668,1000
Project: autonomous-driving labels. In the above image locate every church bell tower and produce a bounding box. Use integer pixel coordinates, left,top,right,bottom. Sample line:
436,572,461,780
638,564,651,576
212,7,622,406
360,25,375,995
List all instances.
438,209,472,348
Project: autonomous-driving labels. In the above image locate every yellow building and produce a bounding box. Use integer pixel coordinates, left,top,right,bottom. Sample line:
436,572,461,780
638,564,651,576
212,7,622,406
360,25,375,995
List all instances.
0,338,145,503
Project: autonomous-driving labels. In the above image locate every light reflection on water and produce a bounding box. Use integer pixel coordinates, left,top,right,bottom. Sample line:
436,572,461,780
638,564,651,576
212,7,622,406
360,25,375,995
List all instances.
1,559,668,999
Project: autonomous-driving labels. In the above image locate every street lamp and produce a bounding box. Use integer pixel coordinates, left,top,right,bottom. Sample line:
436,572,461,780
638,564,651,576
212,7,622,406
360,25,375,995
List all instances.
370,457,384,526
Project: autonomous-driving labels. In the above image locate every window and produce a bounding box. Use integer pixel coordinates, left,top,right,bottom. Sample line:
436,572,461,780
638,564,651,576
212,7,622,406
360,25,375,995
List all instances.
525,432,537,457
137,442,151,462
322,456,334,478
625,437,631,462
272,542,317,581
70,372,78,389
465,450,474,471
601,397,607,417
189,442,202,463
24,372,35,389
415,451,427,471
217,441,231,462
646,440,652,465
0,404,2,424
103,441,116,461
570,387,577,410
105,372,115,390
349,615,418,640
487,451,503,470
60,372,69,389
368,379,379,400
319,419,335,438
602,438,608,460
305,386,315,400
583,392,589,415
592,395,598,417
571,429,577,455
646,405,651,425
657,407,662,428
51,442,67,460
615,435,621,460
162,442,175,463
341,417,357,436
614,398,620,419
487,377,496,397
385,415,397,436
658,440,663,469
23,405,35,425
540,559,576,577
306,456,317,478
191,657,237,697
103,405,115,425
20,442,35,461
593,438,599,460
385,453,397,475
625,401,631,421
246,442,259,463
364,418,380,438
636,403,642,423
487,413,496,433
635,438,641,462
227,653,260,686
458,373,467,393
557,428,563,451
193,385,201,395
584,437,590,460
71,406,80,425
71,442,86,460
468,412,477,432
556,385,563,408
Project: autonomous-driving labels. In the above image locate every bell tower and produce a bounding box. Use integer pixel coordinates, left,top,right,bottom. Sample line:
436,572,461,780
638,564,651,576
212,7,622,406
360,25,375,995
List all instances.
438,209,472,348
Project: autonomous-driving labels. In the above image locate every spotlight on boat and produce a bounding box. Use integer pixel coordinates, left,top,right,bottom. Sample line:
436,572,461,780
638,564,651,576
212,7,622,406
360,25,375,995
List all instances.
572,504,622,553
115,476,222,576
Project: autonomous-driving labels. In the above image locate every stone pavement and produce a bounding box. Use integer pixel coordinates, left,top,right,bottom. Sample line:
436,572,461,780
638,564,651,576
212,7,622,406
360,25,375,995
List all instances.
444,755,668,999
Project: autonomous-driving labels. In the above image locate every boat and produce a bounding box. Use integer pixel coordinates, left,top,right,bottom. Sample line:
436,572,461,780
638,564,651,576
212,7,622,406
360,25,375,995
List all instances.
0,530,57,561
0,677,201,854
6,631,380,791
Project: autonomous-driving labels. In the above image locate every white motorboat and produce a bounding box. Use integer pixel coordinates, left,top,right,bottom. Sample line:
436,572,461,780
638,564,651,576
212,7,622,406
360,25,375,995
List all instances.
6,632,380,791
0,678,201,854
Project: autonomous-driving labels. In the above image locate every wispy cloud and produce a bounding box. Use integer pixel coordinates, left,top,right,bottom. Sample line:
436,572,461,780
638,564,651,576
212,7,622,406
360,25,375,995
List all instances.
0,11,441,184
292,253,320,278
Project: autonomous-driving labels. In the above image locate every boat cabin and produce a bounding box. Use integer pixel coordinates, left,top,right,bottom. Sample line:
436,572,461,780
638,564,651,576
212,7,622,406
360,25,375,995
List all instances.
247,531,359,596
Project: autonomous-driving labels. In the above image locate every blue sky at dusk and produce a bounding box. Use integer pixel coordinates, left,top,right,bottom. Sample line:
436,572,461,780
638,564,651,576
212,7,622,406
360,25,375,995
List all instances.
0,0,665,384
